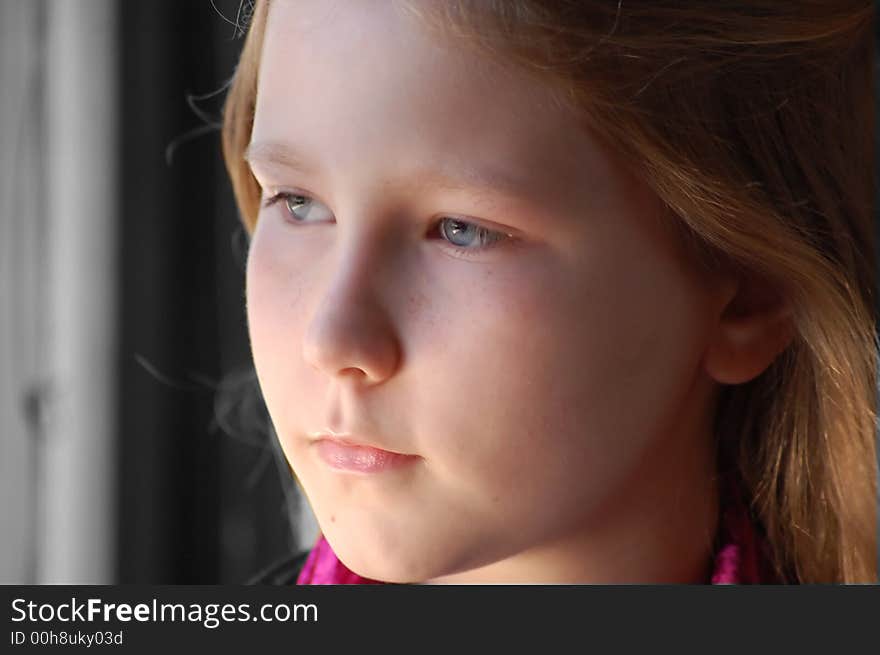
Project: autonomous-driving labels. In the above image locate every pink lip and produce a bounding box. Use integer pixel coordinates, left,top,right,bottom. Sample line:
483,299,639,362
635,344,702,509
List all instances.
314,438,419,474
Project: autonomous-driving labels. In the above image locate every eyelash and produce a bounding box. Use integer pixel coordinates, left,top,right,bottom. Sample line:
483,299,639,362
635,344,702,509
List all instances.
261,191,513,258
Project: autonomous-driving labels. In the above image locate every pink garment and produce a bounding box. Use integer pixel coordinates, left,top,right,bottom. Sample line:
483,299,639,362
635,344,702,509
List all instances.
295,535,383,585
297,477,777,585
709,474,777,584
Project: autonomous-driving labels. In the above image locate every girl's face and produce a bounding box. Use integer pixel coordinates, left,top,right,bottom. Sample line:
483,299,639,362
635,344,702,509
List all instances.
246,0,729,582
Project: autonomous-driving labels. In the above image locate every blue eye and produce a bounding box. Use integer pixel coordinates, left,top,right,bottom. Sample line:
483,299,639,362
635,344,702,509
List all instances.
435,217,507,254
263,192,334,223
262,191,513,256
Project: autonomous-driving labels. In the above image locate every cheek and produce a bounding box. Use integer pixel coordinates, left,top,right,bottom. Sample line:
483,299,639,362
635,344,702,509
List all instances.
415,237,710,509
404,258,578,491
244,223,313,433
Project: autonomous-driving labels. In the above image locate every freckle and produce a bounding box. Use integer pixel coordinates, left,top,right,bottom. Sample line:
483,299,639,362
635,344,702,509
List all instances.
407,292,426,316
330,515,336,523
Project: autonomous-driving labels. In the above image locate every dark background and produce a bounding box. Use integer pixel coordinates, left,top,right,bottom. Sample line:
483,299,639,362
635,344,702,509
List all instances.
115,0,301,583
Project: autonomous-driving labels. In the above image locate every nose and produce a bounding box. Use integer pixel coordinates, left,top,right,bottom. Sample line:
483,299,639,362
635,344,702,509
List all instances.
300,234,402,386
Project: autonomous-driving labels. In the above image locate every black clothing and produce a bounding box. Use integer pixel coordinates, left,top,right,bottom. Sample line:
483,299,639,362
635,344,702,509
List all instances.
245,551,310,585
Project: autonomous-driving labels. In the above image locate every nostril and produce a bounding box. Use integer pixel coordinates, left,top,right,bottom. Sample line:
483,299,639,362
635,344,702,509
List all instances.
301,305,402,385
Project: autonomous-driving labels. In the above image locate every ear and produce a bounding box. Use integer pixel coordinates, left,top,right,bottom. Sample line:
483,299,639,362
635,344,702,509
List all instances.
703,273,796,385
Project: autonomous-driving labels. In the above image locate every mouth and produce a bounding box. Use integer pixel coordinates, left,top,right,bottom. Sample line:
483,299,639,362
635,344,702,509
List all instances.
310,435,420,474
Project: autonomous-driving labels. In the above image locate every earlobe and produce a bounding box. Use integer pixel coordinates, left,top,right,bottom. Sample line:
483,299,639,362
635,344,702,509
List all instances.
703,275,796,386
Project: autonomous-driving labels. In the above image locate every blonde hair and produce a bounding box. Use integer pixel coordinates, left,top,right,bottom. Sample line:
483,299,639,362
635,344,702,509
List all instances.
222,0,878,583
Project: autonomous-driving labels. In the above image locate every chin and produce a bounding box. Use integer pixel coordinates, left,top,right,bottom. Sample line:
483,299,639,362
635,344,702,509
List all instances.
322,524,458,584
329,539,435,584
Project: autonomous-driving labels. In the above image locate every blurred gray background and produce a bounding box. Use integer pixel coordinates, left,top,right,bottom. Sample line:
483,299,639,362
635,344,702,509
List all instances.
0,0,316,584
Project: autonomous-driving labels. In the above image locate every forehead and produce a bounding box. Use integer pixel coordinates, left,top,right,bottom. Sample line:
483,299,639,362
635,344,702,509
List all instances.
252,0,613,200
258,0,508,101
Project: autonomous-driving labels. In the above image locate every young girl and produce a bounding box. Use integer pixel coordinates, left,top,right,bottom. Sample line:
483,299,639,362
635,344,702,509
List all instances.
223,0,877,584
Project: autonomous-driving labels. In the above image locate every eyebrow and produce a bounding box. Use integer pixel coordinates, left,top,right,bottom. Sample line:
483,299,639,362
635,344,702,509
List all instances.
244,140,534,199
